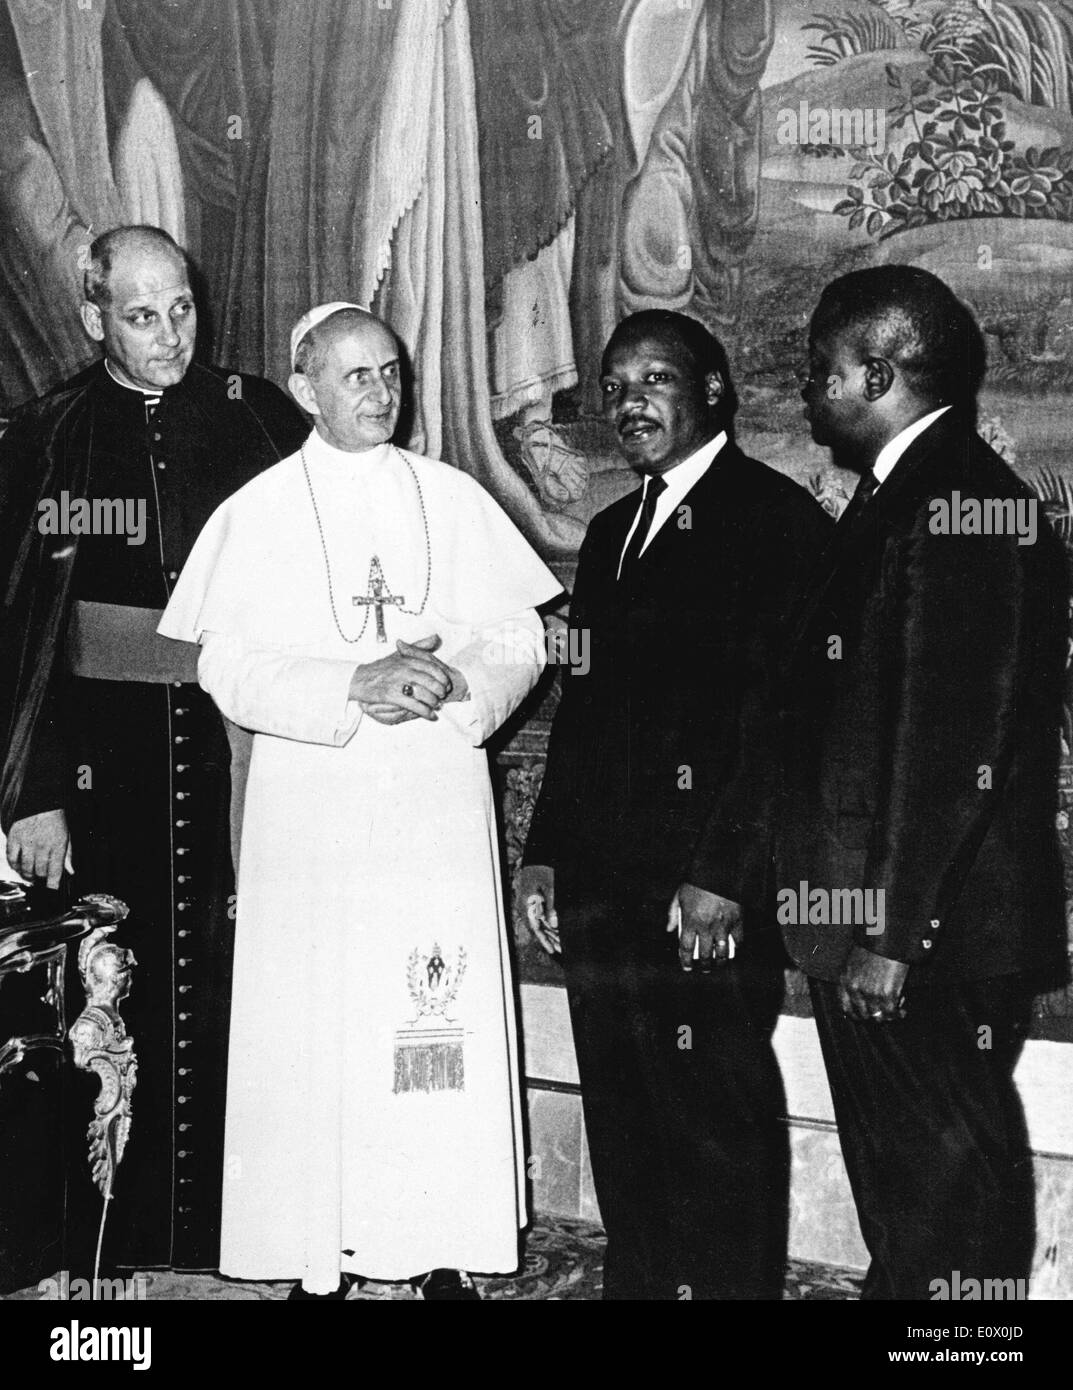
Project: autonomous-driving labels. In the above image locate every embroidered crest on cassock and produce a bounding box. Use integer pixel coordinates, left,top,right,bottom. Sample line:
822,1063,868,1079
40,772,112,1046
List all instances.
393,944,468,1094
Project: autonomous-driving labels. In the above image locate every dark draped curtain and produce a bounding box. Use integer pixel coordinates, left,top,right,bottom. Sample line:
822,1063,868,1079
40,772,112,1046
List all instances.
468,0,617,289
217,0,403,379
0,0,125,408
468,0,627,413
100,0,279,356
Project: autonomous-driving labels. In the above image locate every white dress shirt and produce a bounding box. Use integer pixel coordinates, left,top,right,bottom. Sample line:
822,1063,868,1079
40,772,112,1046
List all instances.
617,430,728,579
871,406,951,489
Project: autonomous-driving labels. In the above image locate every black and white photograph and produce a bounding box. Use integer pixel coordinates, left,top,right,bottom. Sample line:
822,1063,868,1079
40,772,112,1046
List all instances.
0,0,1070,1362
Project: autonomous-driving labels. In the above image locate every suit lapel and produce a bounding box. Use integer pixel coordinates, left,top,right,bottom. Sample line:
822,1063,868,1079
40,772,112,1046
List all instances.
613,442,739,586
865,406,970,515
785,409,971,658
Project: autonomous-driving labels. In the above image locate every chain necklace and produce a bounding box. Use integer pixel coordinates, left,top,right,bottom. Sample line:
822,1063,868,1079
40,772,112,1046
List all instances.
301,442,432,644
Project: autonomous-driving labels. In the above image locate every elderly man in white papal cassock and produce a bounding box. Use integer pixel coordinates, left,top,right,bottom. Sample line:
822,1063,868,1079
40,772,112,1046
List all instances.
159,302,560,1300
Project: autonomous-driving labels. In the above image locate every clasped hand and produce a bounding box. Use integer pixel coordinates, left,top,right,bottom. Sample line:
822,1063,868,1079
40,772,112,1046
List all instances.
349,633,466,725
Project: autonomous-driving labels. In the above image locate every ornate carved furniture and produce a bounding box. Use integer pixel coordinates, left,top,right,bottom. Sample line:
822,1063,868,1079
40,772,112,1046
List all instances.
0,884,136,1291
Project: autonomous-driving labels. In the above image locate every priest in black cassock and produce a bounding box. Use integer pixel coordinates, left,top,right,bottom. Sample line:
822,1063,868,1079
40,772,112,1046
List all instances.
0,225,305,1282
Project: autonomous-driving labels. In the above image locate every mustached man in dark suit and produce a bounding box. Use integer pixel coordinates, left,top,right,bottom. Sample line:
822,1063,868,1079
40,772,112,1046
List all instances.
519,310,831,1299
774,266,1069,1299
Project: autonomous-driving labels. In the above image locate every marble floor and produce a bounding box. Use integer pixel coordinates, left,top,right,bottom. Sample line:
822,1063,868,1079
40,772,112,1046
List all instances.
5,1215,863,1301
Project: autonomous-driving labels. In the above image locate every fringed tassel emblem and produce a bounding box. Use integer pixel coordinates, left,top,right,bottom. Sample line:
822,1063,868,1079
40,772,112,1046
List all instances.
393,1027,465,1093
393,944,468,1094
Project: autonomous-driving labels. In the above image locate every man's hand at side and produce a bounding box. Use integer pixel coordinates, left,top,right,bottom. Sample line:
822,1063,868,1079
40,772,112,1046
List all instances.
6,808,71,890
516,863,559,955
839,945,909,1023
669,882,742,972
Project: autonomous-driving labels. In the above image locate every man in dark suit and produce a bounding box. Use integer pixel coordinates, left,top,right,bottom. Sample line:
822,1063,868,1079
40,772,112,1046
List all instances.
520,310,831,1300
771,266,1068,1299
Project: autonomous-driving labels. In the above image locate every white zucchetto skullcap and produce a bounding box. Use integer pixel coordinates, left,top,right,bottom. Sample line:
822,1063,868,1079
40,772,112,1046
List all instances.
290,301,370,370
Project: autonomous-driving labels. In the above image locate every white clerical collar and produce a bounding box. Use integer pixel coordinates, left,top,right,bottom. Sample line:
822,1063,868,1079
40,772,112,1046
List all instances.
104,358,163,397
872,407,951,488
617,430,727,577
303,428,394,477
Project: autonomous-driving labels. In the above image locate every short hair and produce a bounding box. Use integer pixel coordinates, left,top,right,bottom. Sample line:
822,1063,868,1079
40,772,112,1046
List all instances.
811,266,986,407
602,309,739,428
293,308,394,379
83,225,188,307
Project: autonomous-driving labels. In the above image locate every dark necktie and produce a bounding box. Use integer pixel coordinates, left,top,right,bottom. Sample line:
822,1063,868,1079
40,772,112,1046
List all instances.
619,473,667,576
837,468,879,526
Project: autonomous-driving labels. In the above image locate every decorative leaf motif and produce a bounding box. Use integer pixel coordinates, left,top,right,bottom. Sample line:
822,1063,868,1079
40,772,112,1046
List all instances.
827,39,1073,241
1031,468,1073,545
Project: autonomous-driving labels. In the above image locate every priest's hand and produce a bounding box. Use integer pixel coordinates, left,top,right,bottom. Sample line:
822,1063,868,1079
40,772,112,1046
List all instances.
516,864,560,955
350,633,452,721
669,882,742,972
6,808,71,891
396,639,470,704
358,702,420,725
838,946,909,1023
440,664,469,703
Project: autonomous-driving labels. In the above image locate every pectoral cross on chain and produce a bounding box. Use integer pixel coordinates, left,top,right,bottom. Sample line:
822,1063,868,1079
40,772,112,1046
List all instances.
354,556,405,642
